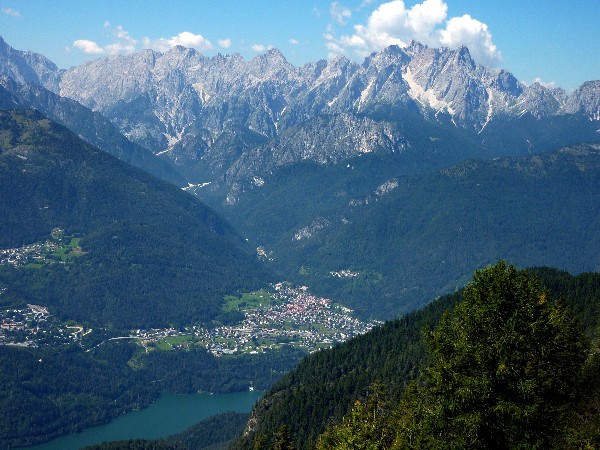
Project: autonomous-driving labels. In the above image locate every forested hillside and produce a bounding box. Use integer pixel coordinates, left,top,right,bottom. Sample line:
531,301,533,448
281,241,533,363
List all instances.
0,109,270,327
233,264,600,449
223,144,600,320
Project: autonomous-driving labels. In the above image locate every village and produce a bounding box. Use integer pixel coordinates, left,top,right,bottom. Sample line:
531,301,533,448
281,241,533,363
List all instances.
0,228,84,269
0,281,379,355
132,283,380,355
0,303,90,347
0,241,61,267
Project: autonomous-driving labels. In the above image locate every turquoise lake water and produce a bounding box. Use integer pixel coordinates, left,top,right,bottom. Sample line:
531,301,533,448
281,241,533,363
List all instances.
22,390,262,450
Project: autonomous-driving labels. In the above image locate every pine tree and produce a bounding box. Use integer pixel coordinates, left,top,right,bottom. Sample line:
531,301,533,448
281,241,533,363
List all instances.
397,262,588,449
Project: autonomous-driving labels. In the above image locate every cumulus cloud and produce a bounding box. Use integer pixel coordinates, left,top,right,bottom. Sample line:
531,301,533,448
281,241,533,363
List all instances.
439,15,501,65
73,23,137,56
532,77,557,89
105,25,137,54
251,43,267,52
330,1,352,25
146,31,213,52
218,38,232,49
73,39,105,55
326,0,502,66
74,24,217,57
289,38,300,45
1,7,20,17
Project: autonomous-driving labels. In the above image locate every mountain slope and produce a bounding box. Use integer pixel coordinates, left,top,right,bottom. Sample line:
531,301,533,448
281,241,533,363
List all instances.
0,36,62,92
233,268,600,450
0,109,269,327
0,75,186,186
224,144,600,320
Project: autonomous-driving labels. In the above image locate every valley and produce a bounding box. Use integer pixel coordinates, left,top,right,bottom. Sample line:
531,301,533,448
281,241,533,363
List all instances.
0,20,598,449
0,283,377,356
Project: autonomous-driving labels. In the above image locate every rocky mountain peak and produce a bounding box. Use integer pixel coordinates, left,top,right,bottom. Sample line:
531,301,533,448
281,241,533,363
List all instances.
404,40,428,56
363,44,409,70
248,47,294,77
454,45,475,69
0,35,62,93
565,80,600,119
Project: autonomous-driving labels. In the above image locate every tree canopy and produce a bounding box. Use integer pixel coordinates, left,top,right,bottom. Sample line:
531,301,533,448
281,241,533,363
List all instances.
401,261,588,448
315,262,591,449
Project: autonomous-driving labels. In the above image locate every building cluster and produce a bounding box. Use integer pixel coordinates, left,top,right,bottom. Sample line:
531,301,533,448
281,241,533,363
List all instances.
0,283,378,358
329,269,360,278
195,283,379,356
0,241,60,267
0,304,83,347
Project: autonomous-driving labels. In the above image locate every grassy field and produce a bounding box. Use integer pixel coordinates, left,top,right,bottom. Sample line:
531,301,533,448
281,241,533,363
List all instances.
222,289,277,312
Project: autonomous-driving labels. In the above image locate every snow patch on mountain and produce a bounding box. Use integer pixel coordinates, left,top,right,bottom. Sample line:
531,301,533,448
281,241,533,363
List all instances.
404,66,454,115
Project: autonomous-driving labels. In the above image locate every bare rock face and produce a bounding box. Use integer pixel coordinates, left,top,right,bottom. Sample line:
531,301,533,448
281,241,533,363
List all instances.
0,36,63,93
565,81,600,120
1,36,599,196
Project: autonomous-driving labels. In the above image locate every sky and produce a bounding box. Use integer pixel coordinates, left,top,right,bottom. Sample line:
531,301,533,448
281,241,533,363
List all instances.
0,0,598,90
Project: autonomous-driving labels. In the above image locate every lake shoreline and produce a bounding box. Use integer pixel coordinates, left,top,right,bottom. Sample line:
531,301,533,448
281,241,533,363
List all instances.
21,391,262,450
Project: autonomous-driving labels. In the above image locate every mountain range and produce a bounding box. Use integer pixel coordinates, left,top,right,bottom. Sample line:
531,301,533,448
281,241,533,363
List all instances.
2,36,599,200
1,35,600,320
1,33,600,449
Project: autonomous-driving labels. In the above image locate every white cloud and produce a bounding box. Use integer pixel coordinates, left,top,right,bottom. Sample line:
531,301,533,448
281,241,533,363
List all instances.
289,38,300,45
330,1,352,25
73,24,137,56
104,25,137,55
73,39,105,55
1,7,20,17
325,0,502,66
533,77,557,89
73,24,218,57
325,40,348,59
357,0,375,10
439,14,501,65
146,31,213,52
218,38,232,49
251,43,267,52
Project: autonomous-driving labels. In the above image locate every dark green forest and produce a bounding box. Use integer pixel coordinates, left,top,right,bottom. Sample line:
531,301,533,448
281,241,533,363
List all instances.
0,340,303,448
221,143,600,320
0,109,271,327
234,264,600,449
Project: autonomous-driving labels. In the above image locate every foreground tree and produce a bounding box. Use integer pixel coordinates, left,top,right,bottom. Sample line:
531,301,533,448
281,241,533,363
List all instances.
396,261,588,449
316,384,394,450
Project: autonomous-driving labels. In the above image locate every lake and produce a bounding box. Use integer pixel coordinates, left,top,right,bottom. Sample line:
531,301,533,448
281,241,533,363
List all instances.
23,390,262,450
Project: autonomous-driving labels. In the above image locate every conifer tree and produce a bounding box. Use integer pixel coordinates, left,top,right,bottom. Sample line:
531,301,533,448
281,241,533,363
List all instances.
397,261,588,449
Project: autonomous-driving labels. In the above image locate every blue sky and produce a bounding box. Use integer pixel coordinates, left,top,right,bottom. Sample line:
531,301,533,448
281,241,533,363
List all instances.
0,0,598,90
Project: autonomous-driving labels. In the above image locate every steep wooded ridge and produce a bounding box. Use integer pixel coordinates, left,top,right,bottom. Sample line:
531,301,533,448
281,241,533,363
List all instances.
233,267,600,450
234,143,600,319
0,109,269,327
